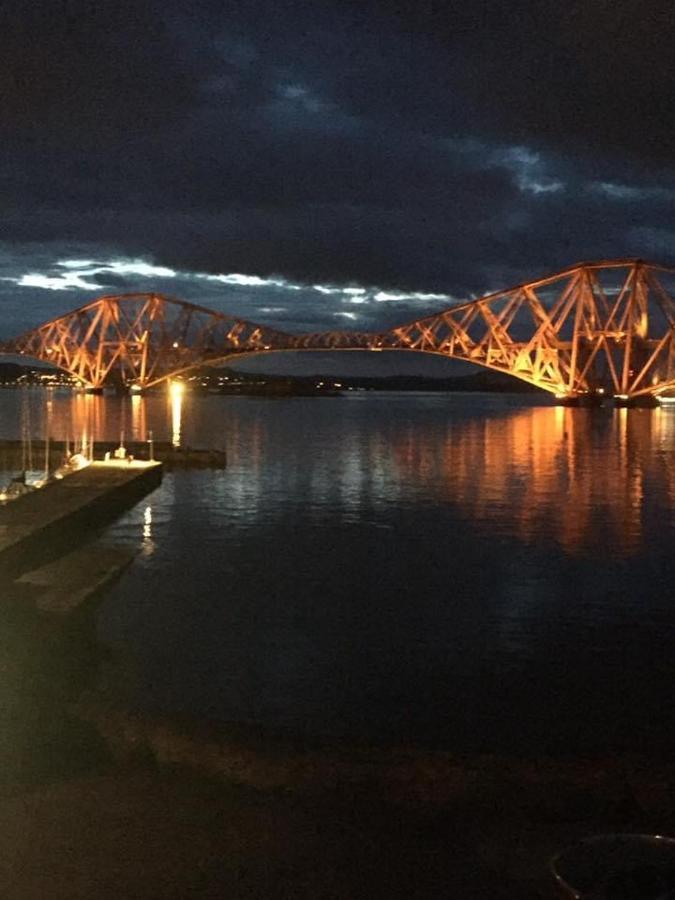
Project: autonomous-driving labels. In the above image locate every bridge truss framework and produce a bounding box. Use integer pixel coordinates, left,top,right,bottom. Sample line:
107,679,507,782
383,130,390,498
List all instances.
3,259,675,402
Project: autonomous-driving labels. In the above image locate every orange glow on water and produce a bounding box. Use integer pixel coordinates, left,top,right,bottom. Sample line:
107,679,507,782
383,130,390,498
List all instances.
390,405,673,557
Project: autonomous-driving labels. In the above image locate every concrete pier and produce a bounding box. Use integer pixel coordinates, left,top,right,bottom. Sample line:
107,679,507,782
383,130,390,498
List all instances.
11,542,138,614
0,460,162,579
0,439,226,469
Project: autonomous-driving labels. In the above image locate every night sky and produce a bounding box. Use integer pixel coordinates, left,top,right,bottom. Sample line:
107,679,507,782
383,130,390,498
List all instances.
2,0,675,371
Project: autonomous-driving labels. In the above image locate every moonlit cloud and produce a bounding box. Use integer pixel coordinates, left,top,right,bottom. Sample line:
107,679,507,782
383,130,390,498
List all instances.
3,257,177,291
8,272,102,291
313,285,342,295
201,272,288,287
104,260,176,278
519,178,564,195
443,140,565,196
276,83,326,113
58,259,176,278
0,245,466,341
59,259,96,269
493,147,565,195
2,246,469,336
589,182,675,202
373,290,456,303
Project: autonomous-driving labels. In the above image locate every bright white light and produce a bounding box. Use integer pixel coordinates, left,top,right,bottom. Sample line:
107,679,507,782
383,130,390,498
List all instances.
335,311,358,320
343,287,366,295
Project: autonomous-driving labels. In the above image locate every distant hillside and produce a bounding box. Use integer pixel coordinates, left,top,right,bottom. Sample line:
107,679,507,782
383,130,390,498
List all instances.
303,370,542,393
208,367,543,394
0,362,67,384
0,361,543,393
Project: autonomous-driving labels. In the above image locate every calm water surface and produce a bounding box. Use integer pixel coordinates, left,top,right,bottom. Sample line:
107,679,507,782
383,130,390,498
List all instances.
2,388,674,755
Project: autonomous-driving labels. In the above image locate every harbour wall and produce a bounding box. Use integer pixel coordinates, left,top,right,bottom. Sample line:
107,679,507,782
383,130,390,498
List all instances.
0,461,162,579
0,439,225,469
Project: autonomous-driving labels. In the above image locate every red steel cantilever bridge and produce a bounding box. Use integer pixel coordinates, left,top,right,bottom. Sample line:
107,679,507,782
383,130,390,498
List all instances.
3,259,675,403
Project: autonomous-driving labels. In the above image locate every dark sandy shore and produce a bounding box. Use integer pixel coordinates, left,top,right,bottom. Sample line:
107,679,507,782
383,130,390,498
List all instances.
0,765,591,899
0,768,544,899
4,699,675,900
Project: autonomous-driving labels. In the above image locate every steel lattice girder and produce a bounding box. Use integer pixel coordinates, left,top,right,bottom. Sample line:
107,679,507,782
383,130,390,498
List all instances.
3,260,675,397
5,293,296,389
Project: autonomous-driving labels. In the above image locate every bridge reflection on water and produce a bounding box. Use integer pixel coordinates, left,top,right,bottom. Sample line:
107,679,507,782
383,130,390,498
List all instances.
0,390,672,561
389,403,675,556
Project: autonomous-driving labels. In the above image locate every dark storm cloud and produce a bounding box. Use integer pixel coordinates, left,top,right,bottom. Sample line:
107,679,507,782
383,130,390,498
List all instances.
0,0,198,137
2,0,675,332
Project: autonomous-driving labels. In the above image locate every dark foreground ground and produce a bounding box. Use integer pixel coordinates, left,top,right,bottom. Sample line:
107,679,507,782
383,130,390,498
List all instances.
3,753,675,899
0,769,552,898
1,769,538,899
1,566,674,898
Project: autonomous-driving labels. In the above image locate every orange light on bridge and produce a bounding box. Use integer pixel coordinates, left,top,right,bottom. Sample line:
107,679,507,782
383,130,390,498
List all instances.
5,261,675,400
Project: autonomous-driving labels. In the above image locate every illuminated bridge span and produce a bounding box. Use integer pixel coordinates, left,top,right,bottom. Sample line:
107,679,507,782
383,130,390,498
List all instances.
3,259,675,402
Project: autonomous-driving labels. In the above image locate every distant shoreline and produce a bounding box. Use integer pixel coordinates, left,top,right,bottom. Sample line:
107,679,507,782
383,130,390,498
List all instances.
0,361,544,395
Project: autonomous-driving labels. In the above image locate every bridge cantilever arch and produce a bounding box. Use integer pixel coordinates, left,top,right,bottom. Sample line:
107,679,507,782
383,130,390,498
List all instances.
3,259,675,404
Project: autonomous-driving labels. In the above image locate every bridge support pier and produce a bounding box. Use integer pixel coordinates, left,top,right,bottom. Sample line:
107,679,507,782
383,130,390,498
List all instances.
111,384,148,396
613,395,659,409
554,393,605,408
84,387,104,395
556,392,660,408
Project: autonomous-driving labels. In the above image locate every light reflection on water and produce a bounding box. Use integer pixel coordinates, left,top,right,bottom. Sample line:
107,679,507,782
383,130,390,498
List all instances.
1,389,674,753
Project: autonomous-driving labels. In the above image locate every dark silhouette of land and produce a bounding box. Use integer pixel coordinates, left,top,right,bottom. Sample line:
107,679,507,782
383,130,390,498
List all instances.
0,362,542,395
